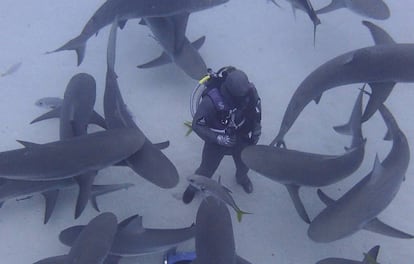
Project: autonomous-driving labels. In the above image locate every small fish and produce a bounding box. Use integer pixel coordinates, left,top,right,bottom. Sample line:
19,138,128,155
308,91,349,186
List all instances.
187,174,251,222
35,97,63,109
184,120,193,136
1,62,22,77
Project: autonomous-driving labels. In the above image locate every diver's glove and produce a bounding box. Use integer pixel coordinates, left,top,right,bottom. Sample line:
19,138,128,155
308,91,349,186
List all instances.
250,124,261,145
216,134,236,147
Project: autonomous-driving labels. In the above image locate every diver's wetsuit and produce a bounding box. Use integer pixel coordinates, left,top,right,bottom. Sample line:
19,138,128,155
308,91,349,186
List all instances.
190,82,261,190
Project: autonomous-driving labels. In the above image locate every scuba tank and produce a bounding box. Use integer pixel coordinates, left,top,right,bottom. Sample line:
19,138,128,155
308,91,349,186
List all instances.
190,66,235,117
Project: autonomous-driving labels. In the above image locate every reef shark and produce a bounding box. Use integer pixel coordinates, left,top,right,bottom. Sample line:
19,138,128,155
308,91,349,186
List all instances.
272,20,414,148
242,88,366,223
0,128,145,181
0,178,133,224
59,214,195,263
137,13,207,80
104,17,178,188
308,103,413,242
33,212,118,264
317,245,381,264
193,196,251,264
51,0,228,65
31,73,108,218
316,0,390,20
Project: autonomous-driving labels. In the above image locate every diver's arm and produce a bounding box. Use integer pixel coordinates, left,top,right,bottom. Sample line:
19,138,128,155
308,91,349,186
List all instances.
192,98,220,144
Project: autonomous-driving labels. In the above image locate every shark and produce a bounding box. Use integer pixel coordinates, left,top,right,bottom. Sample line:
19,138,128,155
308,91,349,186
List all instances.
50,0,228,65
308,103,413,242
242,88,366,223
187,174,251,222
59,214,195,263
316,0,390,20
0,128,145,181
31,73,107,218
33,212,118,264
137,13,207,80
0,178,133,224
272,20,414,148
283,0,321,44
317,245,381,264
193,196,251,264
103,17,179,189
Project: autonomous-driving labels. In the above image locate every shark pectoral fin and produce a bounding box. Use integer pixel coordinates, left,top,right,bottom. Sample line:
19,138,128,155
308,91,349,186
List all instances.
285,184,310,223
153,140,170,150
42,190,59,224
90,183,134,212
191,36,206,50
368,155,384,186
118,19,127,30
317,189,336,206
33,255,68,264
74,172,97,219
362,21,395,45
104,255,122,264
315,0,346,15
363,245,380,263
362,82,395,122
137,52,171,68
118,214,145,234
16,140,40,148
364,218,414,239
30,107,61,124
90,110,107,129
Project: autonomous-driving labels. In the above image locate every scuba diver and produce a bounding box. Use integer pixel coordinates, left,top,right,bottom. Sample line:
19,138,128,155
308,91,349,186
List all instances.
183,66,262,204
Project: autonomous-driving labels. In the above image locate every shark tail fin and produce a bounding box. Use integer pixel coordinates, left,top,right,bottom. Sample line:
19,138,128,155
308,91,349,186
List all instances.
236,209,252,223
48,36,87,66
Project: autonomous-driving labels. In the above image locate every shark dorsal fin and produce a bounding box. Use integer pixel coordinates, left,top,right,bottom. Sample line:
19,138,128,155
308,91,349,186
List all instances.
362,20,395,45
16,140,40,148
118,214,144,234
